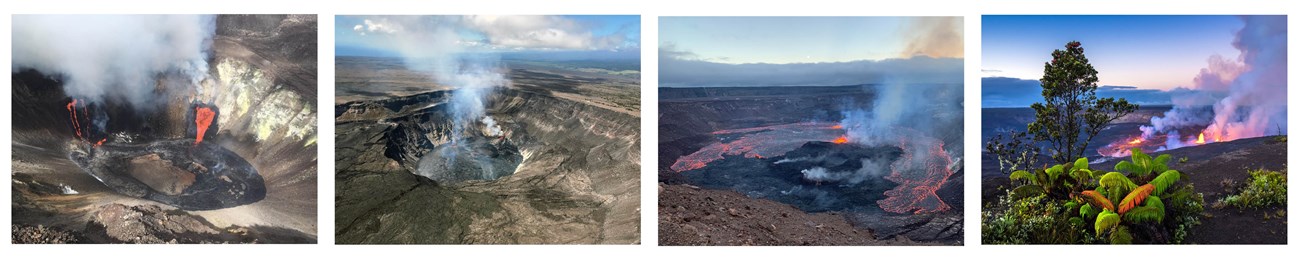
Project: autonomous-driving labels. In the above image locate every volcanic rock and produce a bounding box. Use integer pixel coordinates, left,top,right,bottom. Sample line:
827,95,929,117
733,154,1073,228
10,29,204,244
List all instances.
83,203,313,244
69,139,265,210
12,224,80,244
415,136,523,184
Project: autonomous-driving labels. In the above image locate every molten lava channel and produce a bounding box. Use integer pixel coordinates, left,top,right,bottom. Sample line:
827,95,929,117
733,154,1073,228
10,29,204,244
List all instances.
877,134,953,214
670,122,845,172
671,123,956,215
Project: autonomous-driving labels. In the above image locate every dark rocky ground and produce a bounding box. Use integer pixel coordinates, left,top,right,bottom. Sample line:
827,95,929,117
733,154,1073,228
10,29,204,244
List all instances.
658,183,935,246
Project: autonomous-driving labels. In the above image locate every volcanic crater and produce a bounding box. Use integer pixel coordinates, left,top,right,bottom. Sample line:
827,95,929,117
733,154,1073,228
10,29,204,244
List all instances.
334,58,640,244
11,15,318,244
659,85,964,245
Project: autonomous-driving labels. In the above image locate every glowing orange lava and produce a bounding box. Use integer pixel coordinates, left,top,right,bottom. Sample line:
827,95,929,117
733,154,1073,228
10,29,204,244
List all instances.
831,124,843,129
1195,133,1206,144
879,136,953,214
194,107,216,145
67,99,84,140
95,138,106,147
1128,138,1141,145
673,123,955,214
672,122,844,172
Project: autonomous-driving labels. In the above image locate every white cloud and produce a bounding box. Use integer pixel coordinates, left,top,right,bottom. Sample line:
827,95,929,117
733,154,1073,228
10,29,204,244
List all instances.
354,19,401,35
464,15,625,50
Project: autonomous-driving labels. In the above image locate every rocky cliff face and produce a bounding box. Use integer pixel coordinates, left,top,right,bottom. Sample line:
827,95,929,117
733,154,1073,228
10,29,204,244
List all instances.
335,88,640,244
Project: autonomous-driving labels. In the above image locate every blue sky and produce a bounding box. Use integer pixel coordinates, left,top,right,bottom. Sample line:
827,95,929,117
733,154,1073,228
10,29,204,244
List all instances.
983,15,1241,90
336,15,639,59
982,15,1255,108
659,17,963,87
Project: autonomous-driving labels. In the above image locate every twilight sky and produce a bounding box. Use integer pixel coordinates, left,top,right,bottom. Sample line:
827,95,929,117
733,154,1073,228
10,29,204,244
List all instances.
660,16,964,87
983,15,1242,90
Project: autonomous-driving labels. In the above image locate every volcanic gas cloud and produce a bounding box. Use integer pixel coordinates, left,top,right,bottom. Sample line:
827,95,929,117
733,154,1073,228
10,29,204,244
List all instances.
367,16,511,180
1127,16,1286,155
838,83,961,214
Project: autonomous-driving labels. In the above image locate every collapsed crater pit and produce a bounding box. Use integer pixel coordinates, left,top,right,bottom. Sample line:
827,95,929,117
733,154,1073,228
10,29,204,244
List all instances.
70,140,266,211
415,128,523,184
65,102,266,211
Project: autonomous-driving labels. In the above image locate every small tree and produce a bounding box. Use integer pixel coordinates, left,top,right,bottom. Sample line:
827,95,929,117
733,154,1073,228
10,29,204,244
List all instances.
1029,41,1137,164
986,130,1040,175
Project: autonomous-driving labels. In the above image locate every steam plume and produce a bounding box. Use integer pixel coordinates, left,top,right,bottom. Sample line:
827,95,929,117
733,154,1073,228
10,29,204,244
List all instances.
799,158,891,184
356,17,507,143
12,15,216,106
1140,16,1286,150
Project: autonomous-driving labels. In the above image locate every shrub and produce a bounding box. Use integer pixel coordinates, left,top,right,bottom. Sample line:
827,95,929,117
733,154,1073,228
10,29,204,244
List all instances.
1218,168,1287,209
981,194,1099,244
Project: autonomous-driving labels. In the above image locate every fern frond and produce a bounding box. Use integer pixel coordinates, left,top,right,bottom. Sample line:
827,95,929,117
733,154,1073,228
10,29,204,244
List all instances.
1145,195,1165,210
1133,149,1153,173
1150,170,1182,195
1078,190,1115,211
1046,164,1064,184
1109,226,1133,244
1118,184,1154,214
1010,184,1045,199
1079,203,1099,220
1123,196,1166,223
1074,157,1090,172
1122,207,1164,223
1115,160,1137,175
1153,154,1172,174
1010,170,1033,181
1099,172,1137,203
1069,158,1093,185
1070,168,1093,185
1095,210,1120,235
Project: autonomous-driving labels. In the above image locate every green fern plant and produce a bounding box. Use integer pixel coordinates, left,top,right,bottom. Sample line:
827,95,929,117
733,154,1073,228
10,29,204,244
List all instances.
1009,157,1099,199
1072,148,1192,244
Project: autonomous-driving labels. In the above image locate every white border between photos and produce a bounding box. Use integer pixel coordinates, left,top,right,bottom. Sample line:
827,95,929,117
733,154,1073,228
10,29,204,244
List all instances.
0,1,1294,261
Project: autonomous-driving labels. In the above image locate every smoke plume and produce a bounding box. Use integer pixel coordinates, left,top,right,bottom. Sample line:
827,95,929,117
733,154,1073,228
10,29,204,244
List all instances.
482,116,503,137
799,158,891,184
900,17,964,59
354,16,507,142
840,81,962,148
1141,16,1286,150
12,15,216,106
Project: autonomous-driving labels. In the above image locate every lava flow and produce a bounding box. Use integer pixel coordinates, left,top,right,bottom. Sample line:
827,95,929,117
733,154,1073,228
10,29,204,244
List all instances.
876,131,953,214
1100,130,1223,157
194,106,216,145
66,99,106,148
670,122,845,172
67,99,85,140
